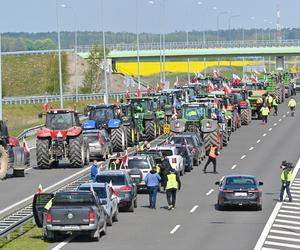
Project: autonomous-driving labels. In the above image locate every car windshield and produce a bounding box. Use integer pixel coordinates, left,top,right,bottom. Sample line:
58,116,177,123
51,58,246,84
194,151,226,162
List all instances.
184,107,205,121
46,113,74,130
171,137,195,146
90,108,115,121
160,150,173,157
225,177,257,188
127,159,150,169
131,100,149,112
53,192,94,205
96,175,125,186
78,186,107,199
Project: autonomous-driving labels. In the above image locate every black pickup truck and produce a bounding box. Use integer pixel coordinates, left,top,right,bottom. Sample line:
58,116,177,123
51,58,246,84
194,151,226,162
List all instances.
33,191,107,241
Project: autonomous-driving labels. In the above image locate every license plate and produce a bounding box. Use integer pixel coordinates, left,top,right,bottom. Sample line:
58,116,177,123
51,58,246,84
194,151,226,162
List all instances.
234,192,247,197
132,178,141,183
64,225,79,230
131,175,140,178
163,124,171,134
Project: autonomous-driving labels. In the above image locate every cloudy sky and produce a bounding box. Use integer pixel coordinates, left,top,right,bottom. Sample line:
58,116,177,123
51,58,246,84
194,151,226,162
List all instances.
0,0,297,33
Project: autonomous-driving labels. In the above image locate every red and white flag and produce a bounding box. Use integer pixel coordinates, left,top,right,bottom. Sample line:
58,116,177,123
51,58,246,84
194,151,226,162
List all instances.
90,184,95,193
109,180,120,199
213,97,219,107
250,75,257,83
122,150,128,169
37,184,43,193
23,138,30,154
147,85,151,94
125,90,130,99
207,80,214,93
232,74,241,85
43,98,49,112
157,83,161,93
223,83,231,95
171,99,178,119
136,83,141,97
213,70,221,78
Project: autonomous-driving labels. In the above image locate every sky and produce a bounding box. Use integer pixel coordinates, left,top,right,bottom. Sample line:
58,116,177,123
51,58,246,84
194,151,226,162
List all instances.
0,0,298,33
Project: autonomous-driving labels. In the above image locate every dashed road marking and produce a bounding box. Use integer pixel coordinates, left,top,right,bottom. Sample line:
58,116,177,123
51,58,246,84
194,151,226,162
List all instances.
283,115,286,118
231,164,237,170
287,111,290,114
257,139,261,143
249,147,254,151
50,236,74,250
268,128,272,131
241,155,246,160
170,225,181,234
263,133,267,137
273,123,277,126
278,118,282,122
190,205,199,213
206,189,214,196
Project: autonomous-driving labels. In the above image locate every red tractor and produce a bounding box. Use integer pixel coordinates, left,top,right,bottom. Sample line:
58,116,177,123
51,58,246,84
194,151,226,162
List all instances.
36,109,89,169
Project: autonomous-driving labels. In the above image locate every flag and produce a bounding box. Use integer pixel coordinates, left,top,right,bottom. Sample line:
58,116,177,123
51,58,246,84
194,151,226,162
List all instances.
213,97,218,107
23,138,30,154
125,90,130,99
37,184,43,193
157,83,161,92
122,150,128,169
115,96,120,107
232,74,241,85
147,85,151,94
174,77,179,87
43,98,49,112
223,83,231,95
98,130,103,145
109,180,120,199
197,72,204,79
213,70,221,78
250,75,257,83
171,99,178,119
207,80,214,93
90,183,95,193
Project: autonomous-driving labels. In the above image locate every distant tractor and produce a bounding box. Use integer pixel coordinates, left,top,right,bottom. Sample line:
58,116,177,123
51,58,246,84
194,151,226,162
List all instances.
0,120,29,179
36,109,89,169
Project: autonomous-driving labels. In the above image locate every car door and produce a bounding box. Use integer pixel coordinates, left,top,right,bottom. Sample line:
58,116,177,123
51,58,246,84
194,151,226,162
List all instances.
32,193,54,228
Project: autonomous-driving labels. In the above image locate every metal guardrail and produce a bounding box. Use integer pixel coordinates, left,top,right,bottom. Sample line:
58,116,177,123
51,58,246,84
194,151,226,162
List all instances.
0,134,167,239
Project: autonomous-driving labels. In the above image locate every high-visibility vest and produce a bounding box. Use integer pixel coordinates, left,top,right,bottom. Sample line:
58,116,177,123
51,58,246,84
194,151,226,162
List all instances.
261,107,269,116
293,82,297,89
273,99,278,106
288,99,296,107
166,173,178,190
281,169,292,182
267,96,273,104
209,146,218,158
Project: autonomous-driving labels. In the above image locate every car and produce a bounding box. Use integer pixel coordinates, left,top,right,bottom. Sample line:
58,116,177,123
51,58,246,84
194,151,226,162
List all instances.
173,143,193,172
215,175,263,210
148,145,184,175
168,132,206,167
95,170,137,212
134,151,163,166
78,182,119,226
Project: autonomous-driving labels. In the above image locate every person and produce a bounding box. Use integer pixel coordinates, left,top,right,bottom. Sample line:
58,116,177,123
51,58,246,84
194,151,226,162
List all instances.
293,81,297,96
144,166,161,209
279,161,293,202
260,105,270,124
203,144,219,174
90,160,98,181
288,97,297,116
266,94,273,111
164,168,181,210
272,97,278,116
98,163,107,172
159,155,174,191
109,158,122,170
256,96,264,120
290,81,294,96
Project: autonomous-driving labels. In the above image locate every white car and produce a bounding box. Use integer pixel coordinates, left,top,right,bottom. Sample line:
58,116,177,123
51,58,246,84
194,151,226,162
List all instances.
149,146,184,175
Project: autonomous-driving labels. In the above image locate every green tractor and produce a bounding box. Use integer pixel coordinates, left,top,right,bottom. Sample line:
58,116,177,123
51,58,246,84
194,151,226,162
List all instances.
262,73,285,103
119,103,135,147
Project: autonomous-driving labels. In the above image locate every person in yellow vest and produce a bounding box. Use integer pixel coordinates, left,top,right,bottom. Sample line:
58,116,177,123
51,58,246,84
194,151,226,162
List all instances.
288,97,297,116
272,98,278,116
293,81,297,96
260,105,270,124
256,96,264,120
164,168,181,210
203,144,220,174
266,94,273,111
279,161,293,202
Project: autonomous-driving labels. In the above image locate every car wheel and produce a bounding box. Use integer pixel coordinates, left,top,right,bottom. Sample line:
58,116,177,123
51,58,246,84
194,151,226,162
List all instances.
134,197,138,208
217,200,224,211
45,230,56,242
91,228,100,241
107,213,113,226
257,204,262,211
113,209,119,222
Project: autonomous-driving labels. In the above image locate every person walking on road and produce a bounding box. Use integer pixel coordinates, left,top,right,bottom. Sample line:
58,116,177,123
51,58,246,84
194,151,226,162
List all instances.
279,161,293,202
90,160,98,181
260,105,270,124
203,144,219,174
293,81,297,96
144,166,161,209
288,97,297,116
159,155,174,191
256,96,264,120
272,97,278,116
266,94,273,112
165,168,181,210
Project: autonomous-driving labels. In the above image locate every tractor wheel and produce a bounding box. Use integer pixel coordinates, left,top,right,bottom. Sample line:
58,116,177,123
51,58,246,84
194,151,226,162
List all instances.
36,138,50,169
0,146,8,180
158,119,164,135
145,121,156,141
231,116,236,132
126,126,134,147
240,109,251,125
69,136,85,168
12,147,26,177
111,128,126,152
222,128,229,147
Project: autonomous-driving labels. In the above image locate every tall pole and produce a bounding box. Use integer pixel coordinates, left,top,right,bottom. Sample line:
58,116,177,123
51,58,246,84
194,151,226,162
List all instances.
74,31,78,102
0,33,2,120
136,0,141,87
56,0,64,108
228,15,240,41
162,0,166,84
101,0,108,103
159,33,163,83
217,11,227,42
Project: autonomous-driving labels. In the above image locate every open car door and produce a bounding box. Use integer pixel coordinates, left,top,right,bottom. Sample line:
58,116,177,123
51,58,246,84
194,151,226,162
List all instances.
32,193,54,228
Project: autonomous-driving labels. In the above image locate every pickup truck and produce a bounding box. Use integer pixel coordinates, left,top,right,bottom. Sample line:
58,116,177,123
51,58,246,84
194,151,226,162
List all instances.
33,191,107,241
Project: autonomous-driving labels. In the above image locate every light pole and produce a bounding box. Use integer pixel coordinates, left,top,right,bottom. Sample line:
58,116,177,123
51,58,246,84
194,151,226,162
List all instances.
136,0,141,87
262,19,268,41
217,11,228,42
228,15,240,41
250,16,258,42
268,21,273,41
101,0,108,104
56,0,64,109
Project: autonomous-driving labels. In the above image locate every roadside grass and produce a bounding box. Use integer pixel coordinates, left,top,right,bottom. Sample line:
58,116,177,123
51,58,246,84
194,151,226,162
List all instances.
0,222,48,250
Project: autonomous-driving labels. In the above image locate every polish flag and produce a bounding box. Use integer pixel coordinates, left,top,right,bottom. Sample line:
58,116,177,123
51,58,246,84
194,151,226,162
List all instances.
211,113,217,119
174,77,179,87
213,98,219,107
172,99,178,119
157,83,161,93
223,83,231,95
136,83,141,97
125,90,130,99
109,180,120,199
37,184,43,193
43,99,49,112
147,85,152,94
122,150,128,169
23,138,30,154
250,75,257,83
208,80,214,93
213,70,221,78
90,184,95,193
232,74,241,85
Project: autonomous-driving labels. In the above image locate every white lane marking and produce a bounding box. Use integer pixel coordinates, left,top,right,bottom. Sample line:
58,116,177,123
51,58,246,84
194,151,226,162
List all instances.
278,119,282,122
264,240,300,249
170,225,181,234
290,190,300,193
249,147,254,151
283,115,286,118
270,229,300,236
273,123,277,126
190,205,199,213
287,111,290,114
263,133,267,137
282,205,300,210
51,236,74,250
275,219,300,225
231,164,237,170
206,189,214,196
257,139,261,144
254,153,300,250
268,235,300,243
268,128,272,131
291,186,300,190
277,213,300,219
280,209,300,214
261,247,282,250
241,155,246,160
25,167,33,172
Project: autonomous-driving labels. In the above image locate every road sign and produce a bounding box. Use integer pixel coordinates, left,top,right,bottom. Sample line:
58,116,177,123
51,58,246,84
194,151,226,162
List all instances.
163,123,170,134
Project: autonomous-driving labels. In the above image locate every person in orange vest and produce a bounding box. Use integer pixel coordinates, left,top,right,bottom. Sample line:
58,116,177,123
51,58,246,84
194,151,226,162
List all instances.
203,144,220,174
256,96,264,120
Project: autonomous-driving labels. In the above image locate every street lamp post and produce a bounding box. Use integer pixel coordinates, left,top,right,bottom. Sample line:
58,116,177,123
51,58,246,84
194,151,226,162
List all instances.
217,11,228,42
250,16,258,42
228,15,240,41
136,0,141,87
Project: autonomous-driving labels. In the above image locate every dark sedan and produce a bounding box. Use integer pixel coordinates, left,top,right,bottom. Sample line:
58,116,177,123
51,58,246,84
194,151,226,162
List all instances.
215,175,263,210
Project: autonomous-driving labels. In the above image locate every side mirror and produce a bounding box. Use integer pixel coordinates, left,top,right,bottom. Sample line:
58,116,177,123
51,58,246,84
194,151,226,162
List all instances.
258,181,264,186
215,181,220,186
38,112,43,119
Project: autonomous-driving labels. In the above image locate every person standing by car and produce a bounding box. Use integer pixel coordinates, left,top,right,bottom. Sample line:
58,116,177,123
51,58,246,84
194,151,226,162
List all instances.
160,155,173,191
144,166,161,209
90,160,98,181
279,161,293,202
203,144,219,174
165,168,181,210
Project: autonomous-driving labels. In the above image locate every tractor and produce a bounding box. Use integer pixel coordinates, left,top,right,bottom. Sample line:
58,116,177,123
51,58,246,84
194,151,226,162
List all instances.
36,109,89,169
0,120,29,179
160,89,184,122
84,104,128,152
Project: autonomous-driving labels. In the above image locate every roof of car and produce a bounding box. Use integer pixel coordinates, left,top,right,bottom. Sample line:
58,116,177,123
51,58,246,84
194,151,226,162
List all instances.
223,175,256,179
128,155,148,159
88,104,115,109
79,182,107,188
96,170,126,176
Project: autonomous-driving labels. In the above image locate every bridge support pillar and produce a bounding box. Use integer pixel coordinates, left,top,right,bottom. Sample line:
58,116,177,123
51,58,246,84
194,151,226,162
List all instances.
276,56,285,71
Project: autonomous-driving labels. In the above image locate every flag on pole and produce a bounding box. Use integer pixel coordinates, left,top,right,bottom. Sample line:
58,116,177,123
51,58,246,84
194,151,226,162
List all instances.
147,85,151,94
232,74,241,85
37,184,43,193
122,150,128,169
43,98,49,112
109,180,120,200
213,70,221,78
207,80,214,93
23,138,30,154
136,83,141,97
223,83,231,95
157,83,161,93
174,77,179,87
125,90,130,99
171,98,178,119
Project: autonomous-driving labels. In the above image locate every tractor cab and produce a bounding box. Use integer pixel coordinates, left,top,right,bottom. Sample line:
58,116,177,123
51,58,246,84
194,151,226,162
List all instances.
182,103,208,122
87,105,117,128
45,109,80,131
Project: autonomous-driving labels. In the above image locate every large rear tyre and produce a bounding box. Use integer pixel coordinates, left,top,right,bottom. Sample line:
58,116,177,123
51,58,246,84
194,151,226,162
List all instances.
203,131,219,154
36,138,50,169
240,109,251,125
111,128,126,152
145,121,156,141
126,126,134,147
222,128,229,147
69,136,85,168
0,146,8,180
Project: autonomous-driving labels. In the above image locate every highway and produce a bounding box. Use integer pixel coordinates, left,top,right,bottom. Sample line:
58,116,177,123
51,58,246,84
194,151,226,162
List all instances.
1,97,300,250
